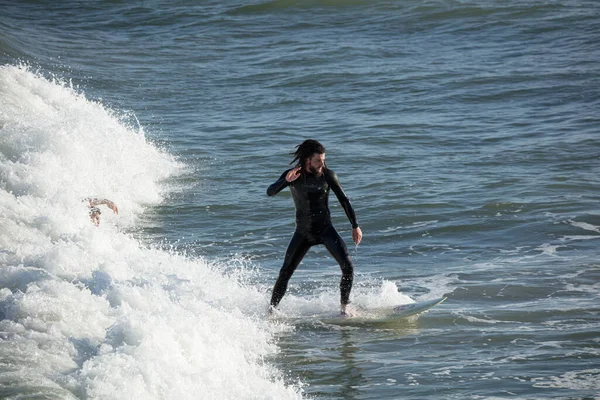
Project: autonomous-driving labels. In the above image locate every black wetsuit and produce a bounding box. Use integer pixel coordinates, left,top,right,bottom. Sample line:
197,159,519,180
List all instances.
267,168,359,307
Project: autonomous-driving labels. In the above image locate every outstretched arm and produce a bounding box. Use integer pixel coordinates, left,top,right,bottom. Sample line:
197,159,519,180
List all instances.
87,198,119,214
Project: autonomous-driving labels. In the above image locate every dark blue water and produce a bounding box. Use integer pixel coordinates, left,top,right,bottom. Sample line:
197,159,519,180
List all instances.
1,1,599,398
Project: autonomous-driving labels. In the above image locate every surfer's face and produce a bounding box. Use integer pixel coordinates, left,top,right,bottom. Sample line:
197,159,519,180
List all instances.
305,153,325,176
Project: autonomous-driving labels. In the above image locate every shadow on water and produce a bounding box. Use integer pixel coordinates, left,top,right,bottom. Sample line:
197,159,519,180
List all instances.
275,317,423,399
313,328,364,400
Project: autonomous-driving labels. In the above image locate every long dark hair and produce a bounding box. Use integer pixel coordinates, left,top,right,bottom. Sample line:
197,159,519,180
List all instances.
290,139,326,170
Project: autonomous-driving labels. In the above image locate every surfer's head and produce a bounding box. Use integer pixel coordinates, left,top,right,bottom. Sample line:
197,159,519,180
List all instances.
290,139,327,176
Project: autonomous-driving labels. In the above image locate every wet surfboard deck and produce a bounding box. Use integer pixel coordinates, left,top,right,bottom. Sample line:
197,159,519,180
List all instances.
319,296,447,326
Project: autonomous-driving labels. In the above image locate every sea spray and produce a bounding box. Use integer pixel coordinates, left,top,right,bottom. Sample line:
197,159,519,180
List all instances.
0,65,303,399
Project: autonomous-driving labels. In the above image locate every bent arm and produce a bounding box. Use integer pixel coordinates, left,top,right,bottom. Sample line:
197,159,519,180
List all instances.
87,198,118,214
267,170,291,196
327,170,359,228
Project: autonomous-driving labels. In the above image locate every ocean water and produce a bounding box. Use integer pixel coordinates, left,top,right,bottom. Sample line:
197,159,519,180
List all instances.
1,0,599,399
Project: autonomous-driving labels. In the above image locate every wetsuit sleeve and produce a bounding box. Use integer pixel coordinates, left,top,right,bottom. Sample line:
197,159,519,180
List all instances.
267,170,291,196
327,170,359,229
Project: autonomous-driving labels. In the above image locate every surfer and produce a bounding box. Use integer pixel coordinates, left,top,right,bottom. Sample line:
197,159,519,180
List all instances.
267,139,362,316
86,198,118,226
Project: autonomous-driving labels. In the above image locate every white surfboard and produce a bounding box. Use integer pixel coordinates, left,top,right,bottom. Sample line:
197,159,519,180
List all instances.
320,296,447,326
392,296,447,318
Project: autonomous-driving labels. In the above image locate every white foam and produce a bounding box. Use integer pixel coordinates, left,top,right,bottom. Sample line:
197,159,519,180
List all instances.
536,243,564,256
564,281,600,294
378,225,404,233
274,279,414,318
561,235,600,242
532,368,600,390
0,65,302,399
568,220,600,233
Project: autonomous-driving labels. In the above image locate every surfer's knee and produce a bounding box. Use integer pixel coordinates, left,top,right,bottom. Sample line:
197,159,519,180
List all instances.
341,271,353,284
340,258,354,275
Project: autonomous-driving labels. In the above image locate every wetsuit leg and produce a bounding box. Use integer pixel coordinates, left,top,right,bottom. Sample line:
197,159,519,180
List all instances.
321,226,354,305
270,232,312,307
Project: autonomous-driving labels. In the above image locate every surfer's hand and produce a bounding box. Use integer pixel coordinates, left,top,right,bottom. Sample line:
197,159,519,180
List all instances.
286,167,302,182
352,227,362,246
